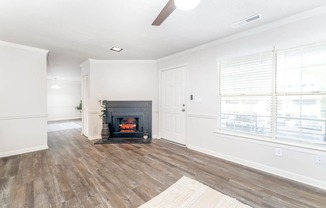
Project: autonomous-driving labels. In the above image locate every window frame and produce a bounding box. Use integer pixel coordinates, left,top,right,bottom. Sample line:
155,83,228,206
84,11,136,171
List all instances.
217,43,326,147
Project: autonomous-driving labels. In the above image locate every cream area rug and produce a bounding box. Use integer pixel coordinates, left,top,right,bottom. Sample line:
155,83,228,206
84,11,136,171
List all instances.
47,122,81,132
138,176,252,208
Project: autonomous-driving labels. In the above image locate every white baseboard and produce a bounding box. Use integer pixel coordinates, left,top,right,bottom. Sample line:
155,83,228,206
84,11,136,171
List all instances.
48,117,81,122
0,145,49,158
87,135,101,140
187,144,326,191
152,134,158,139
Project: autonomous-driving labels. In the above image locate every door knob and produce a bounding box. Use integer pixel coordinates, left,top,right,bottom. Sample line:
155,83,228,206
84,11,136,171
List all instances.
182,109,185,112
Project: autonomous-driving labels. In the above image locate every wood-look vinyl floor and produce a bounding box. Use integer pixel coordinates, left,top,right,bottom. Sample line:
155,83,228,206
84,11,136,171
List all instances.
1,128,326,208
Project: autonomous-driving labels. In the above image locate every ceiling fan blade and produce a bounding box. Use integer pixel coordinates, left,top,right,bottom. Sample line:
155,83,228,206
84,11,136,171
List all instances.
152,0,176,26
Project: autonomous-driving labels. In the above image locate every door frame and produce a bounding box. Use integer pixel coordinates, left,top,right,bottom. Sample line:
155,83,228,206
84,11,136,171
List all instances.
159,64,188,146
81,75,89,137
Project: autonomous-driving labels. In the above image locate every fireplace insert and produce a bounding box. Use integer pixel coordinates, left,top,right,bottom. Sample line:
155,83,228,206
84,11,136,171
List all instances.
100,100,152,143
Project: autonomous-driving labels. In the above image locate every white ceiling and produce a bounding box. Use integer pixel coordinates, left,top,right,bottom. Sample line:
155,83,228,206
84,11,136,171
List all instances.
1,0,326,64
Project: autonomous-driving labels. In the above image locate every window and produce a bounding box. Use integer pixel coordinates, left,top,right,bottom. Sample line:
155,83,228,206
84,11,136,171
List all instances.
218,43,326,145
219,52,273,137
276,44,326,143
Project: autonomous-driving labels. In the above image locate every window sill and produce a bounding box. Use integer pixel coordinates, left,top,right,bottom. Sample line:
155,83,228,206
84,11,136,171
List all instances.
213,130,326,153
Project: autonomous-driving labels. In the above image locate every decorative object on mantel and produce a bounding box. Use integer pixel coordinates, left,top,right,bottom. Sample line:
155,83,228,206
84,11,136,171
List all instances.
101,123,110,140
99,100,110,140
95,100,152,144
143,130,149,140
75,100,82,113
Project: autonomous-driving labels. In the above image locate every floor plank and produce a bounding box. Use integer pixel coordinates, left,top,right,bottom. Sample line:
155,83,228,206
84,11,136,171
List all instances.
0,128,326,208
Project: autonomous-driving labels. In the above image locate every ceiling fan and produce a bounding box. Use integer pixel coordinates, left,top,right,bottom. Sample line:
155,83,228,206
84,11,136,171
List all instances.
152,0,200,26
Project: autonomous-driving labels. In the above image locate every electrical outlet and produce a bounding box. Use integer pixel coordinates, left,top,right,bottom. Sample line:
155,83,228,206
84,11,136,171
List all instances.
315,156,324,165
275,148,283,157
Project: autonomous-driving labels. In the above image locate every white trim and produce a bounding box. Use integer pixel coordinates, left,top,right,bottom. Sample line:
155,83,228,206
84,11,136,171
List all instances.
158,5,326,62
47,117,81,122
47,78,81,83
159,64,189,72
271,48,277,139
0,40,49,53
0,114,48,120
187,144,326,191
81,74,89,137
0,145,49,158
187,114,217,119
87,135,101,140
214,131,326,154
152,134,158,139
48,105,80,108
81,132,89,138
160,138,187,147
80,59,90,68
89,59,157,64
88,110,99,114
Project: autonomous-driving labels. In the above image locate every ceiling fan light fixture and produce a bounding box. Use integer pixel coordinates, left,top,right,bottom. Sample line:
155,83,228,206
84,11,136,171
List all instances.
174,0,200,10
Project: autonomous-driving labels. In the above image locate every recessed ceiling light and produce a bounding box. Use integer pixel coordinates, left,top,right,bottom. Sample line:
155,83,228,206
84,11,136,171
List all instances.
110,46,123,52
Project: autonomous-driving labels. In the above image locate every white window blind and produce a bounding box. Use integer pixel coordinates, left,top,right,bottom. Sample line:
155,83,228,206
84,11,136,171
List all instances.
276,43,326,143
219,52,273,136
220,53,273,95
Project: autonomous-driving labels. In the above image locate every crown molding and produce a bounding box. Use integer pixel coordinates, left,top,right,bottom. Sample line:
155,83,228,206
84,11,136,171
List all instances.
89,59,157,64
0,40,49,54
158,5,326,62
80,59,91,68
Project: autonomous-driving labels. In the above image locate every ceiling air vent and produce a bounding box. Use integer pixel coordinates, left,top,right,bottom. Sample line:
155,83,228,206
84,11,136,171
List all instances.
232,14,262,28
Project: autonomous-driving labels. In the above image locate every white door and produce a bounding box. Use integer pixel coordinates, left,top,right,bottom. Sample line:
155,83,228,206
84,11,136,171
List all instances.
160,66,187,145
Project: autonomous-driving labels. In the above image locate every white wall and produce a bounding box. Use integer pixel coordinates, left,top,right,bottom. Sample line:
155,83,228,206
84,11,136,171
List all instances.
158,10,326,190
0,41,48,158
47,79,81,121
48,52,83,82
81,60,158,139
